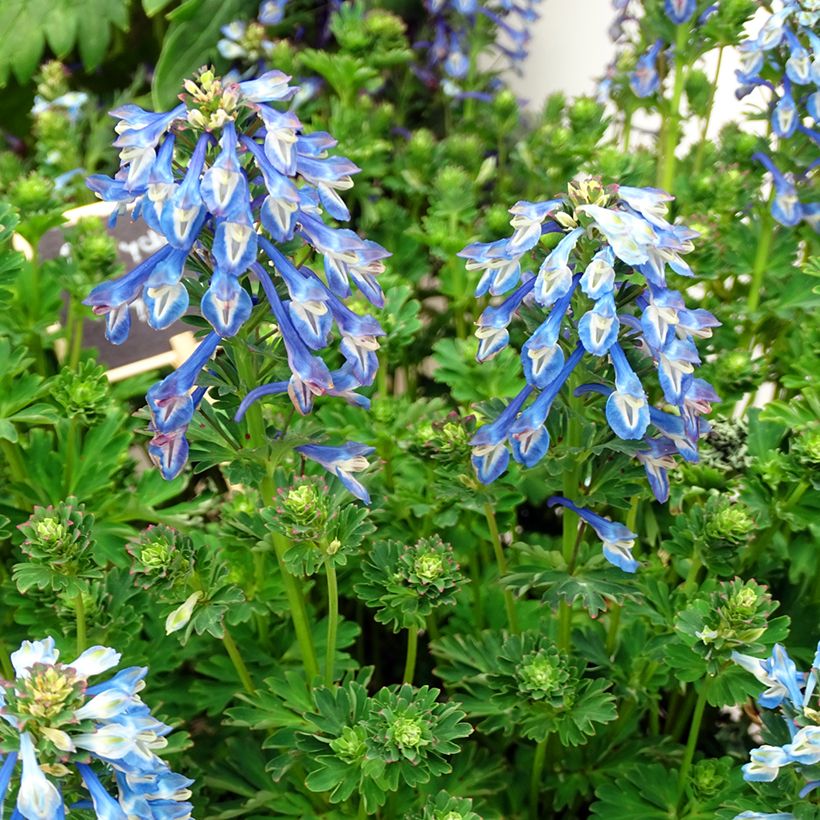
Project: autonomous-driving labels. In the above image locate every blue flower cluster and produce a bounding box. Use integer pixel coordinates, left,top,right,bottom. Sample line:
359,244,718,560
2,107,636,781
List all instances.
606,0,711,100
0,637,192,819
84,68,386,496
458,180,719,567
736,1,819,231
417,0,542,98
732,641,820,810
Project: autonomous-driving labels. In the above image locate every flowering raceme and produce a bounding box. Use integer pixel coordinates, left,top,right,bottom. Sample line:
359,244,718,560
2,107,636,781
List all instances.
736,1,819,231
418,0,542,97
0,637,192,818
459,179,719,568
732,641,820,809
84,68,387,489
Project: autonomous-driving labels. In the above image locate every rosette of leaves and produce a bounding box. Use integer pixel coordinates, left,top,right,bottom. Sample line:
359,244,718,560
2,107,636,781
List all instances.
411,412,476,469
355,536,465,631
260,477,375,576
667,578,789,706
52,362,111,425
414,790,481,820
296,679,472,814
667,492,757,574
127,524,195,591
13,498,101,595
432,631,616,745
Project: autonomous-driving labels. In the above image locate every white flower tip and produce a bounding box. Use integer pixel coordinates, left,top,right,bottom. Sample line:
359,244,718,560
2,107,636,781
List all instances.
165,592,203,635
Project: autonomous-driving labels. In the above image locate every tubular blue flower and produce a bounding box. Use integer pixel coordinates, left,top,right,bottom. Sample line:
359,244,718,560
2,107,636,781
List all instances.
534,227,583,306
578,204,658,266
0,638,192,818
520,279,577,388
259,0,289,25
580,246,615,299
754,153,804,227
630,40,663,98
773,79,799,138
784,726,820,766
743,745,792,782
509,345,584,466
159,134,209,249
578,292,620,356
664,0,695,24
254,263,333,413
458,237,523,297
548,496,639,572
640,286,684,350
657,336,699,404
785,29,812,84
606,343,650,440
147,333,220,434
508,199,562,251
636,438,677,502
200,122,248,218
295,442,375,503
475,277,535,361
469,385,533,483
83,246,175,344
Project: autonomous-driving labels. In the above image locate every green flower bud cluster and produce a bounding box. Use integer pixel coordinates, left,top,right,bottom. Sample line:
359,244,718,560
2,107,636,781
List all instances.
67,218,121,287
17,499,95,577
667,491,756,574
496,634,575,711
52,361,111,424
127,524,196,590
356,536,465,631
296,680,471,815
416,790,481,820
9,172,59,216
35,60,70,101
793,426,820,467
413,412,475,467
269,475,333,544
679,578,781,659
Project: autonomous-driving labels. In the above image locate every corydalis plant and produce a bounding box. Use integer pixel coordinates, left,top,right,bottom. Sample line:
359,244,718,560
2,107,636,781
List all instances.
737,1,819,230
0,637,192,818
84,67,388,486
459,179,719,560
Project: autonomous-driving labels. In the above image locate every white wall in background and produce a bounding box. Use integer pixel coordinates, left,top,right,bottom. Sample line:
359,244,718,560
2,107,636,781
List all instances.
505,1,768,144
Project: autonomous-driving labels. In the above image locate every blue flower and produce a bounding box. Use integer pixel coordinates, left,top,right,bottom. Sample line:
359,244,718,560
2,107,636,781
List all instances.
630,40,663,98
469,385,533,483
295,442,375,503
664,0,695,25
0,638,192,818
86,68,388,484
461,180,717,515
548,496,639,572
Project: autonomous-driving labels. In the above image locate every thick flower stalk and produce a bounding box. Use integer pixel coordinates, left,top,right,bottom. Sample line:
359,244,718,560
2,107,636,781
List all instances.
732,641,820,806
0,637,192,819
736,1,819,231
458,179,719,568
84,68,387,488
417,0,542,98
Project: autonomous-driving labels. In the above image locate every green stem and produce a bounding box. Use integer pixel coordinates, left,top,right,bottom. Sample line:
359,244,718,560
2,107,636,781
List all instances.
692,46,724,176
377,349,389,398
403,625,419,684
324,559,339,687
747,202,775,313
64,418,80,495
272,531,320,682
558,411,582,650
529,736,548,819
605,604,621,657
0,639,13,680
683,551,702,595
235,341,266,446
622,110,632,152
658,24,689,191
74,592,86,655
483,502,519,633
222,627,256,694
676,682,709,804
